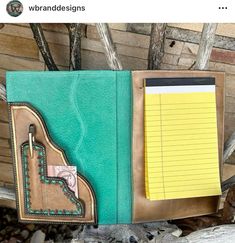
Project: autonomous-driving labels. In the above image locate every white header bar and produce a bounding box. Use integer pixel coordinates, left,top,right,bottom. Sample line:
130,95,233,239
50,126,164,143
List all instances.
0,0,234,22
146,86,215,94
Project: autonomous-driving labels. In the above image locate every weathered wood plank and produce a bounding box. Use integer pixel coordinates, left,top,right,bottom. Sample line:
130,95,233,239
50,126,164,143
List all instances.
41,23,68,34
88,26,185,56
224,97,235,113
0,101,8,122
45,43,69,66
82,50,147,70
169,23,235,39
210,62,235,75
82,38,148,60
0,139,10,148
127,23,151,35
182,43,235,65
127,24,235,51
162,54,180,66
87,25,150,49
167,27,235,52
0,54,44,70
0,24,33,39
177,55,235,74
0,34,38,59
0,24,70,47
0,69,6,82
44,37,183,67
44,43,147,69
0,148,11,157
225,75,235,97
0,122,9,139
0,163,14,183
0,156,12,164
224,113,235,139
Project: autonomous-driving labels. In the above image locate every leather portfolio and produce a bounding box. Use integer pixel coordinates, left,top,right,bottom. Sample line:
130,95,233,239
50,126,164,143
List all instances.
6,70,224,224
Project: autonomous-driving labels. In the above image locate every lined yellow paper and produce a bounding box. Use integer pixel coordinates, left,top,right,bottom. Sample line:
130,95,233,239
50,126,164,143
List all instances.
145,86,221,200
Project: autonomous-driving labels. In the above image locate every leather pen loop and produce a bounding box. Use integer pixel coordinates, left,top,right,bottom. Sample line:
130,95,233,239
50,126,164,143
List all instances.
28,124,35,158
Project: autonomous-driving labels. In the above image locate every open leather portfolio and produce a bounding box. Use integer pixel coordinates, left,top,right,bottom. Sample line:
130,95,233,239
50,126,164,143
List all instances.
6,70,224,224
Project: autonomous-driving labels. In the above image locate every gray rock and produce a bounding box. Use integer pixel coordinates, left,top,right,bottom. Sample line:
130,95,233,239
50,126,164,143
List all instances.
21,229,29,240
30,230,45,243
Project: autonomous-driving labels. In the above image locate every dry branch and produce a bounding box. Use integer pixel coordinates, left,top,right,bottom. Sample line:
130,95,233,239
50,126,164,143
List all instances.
30,24,58,71
96,23,122,70
0,187,15,201
0,83,6,101
148,23,166,70
222,176,235,192
223,131,235,163
194,23,218,70
66,24,82,70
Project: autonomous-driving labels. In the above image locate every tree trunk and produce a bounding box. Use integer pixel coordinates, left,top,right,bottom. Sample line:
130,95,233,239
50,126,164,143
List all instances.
148,23,166,70
194,24,218,70
30,24,59,71
66,24,82,70
96,23,122,70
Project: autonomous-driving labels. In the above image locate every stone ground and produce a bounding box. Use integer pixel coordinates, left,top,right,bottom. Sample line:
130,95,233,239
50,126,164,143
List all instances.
0,207,83,243
0,207,182,243
2,206,234,243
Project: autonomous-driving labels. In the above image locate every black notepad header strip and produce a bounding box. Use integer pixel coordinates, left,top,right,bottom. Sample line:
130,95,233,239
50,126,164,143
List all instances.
145,77,215,87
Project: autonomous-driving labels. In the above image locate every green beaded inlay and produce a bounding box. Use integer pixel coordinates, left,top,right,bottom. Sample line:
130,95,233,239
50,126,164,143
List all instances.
22,143,83,217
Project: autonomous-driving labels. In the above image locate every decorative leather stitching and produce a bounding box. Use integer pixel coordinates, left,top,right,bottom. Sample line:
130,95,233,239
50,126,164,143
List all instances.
21,142,84,217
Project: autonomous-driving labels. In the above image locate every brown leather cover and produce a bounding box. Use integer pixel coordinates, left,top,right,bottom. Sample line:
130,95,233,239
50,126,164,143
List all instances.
9,104,96,224
132,70,224,223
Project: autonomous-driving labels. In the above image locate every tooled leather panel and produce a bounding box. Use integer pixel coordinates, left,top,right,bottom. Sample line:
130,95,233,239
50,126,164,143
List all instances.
10,104,96,224
132,71,224,223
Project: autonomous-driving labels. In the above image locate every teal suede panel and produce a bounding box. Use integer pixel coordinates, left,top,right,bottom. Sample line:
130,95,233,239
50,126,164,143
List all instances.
116,72,132,223
6,70,132,224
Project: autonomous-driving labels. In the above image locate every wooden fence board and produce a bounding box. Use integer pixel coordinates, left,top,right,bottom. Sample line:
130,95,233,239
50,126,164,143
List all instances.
0,122,10,139
87,25,150,49
0,139,10,148
0,102,8,123
0,34,38,59
0,54,45,71
0,163,13,184
0,24,33,40
0,148,11,157
0,155,12,164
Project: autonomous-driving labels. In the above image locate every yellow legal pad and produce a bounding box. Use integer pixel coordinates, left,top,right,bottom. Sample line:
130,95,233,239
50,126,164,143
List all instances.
144,77,222,200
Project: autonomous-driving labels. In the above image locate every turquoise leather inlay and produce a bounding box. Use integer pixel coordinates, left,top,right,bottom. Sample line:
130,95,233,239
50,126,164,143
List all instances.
7,70,132,224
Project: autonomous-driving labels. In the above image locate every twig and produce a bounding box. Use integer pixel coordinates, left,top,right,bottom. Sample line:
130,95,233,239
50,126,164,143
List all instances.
223,131,235,163
66,24,82,70
222,176,235,192
0,186,15,202
0,83,6,101
30,23,59,71
148,23,166,70
194,23,218,70
220,132,235,191
96,23,122,70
